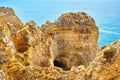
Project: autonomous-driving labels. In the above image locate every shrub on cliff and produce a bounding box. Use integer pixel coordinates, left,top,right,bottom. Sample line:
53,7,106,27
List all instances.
24,62,30,66
103,47,116,62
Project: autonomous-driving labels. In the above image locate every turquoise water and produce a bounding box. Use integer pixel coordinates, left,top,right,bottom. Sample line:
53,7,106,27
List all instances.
0,0,120,47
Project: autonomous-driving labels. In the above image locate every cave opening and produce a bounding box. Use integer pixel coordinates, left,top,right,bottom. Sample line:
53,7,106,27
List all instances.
53,60,70,71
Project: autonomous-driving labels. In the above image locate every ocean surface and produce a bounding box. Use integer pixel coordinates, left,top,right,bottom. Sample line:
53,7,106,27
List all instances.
0,0,120,47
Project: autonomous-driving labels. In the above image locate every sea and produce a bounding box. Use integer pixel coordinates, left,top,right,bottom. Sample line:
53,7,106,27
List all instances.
0,0,120,47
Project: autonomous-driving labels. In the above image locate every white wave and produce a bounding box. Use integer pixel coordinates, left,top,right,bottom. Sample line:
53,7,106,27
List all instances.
101,27,116,30
100,29,120,35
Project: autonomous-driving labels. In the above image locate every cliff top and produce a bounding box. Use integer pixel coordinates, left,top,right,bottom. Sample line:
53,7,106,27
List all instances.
0,7,15,16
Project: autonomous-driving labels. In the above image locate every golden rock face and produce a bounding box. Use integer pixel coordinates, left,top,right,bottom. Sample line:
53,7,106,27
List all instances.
81,40,120,80
41,12,99,70
0,7,120,80
0,7,24,30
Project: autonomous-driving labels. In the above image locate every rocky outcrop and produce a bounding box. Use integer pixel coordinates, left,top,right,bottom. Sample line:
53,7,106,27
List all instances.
9,11,99,70
41,12,99,70
11,20,40,53
0,27,15,67
0,7,23,30
78,39,120,80
0,7,23,66
1,39,120,80
1,7,120,80
10,20,53,67
0,70,6,80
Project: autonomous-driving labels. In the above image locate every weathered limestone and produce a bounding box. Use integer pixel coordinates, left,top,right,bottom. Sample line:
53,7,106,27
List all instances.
3,7,120,80
41,12,99,70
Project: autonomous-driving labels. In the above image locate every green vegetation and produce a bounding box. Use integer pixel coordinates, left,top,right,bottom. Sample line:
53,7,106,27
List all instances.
103,47,116,62
101,46,106,49
14,52,24,62
24,62,30,66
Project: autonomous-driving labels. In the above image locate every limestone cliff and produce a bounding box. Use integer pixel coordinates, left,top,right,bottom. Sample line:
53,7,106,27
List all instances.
78,39,120,80
0,7,23,30
0,7,119,80
41,12,99,70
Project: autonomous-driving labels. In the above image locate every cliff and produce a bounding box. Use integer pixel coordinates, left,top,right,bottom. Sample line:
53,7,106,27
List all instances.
41,12,99,70
0,7,120,80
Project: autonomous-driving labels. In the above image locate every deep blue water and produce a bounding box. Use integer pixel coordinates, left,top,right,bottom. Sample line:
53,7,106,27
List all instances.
0,0,120,47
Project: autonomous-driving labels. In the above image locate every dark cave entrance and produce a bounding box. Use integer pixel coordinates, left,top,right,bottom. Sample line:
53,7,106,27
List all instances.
53,60,70,71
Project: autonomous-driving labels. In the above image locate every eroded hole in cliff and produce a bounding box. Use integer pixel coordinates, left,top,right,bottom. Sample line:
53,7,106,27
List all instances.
54,60,70,71
17,45,29,53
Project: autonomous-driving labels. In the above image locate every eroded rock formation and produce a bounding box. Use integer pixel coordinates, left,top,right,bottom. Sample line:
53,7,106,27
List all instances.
0,7,23,30
41,12,99,70
0,7,120,80
79,39,120,80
